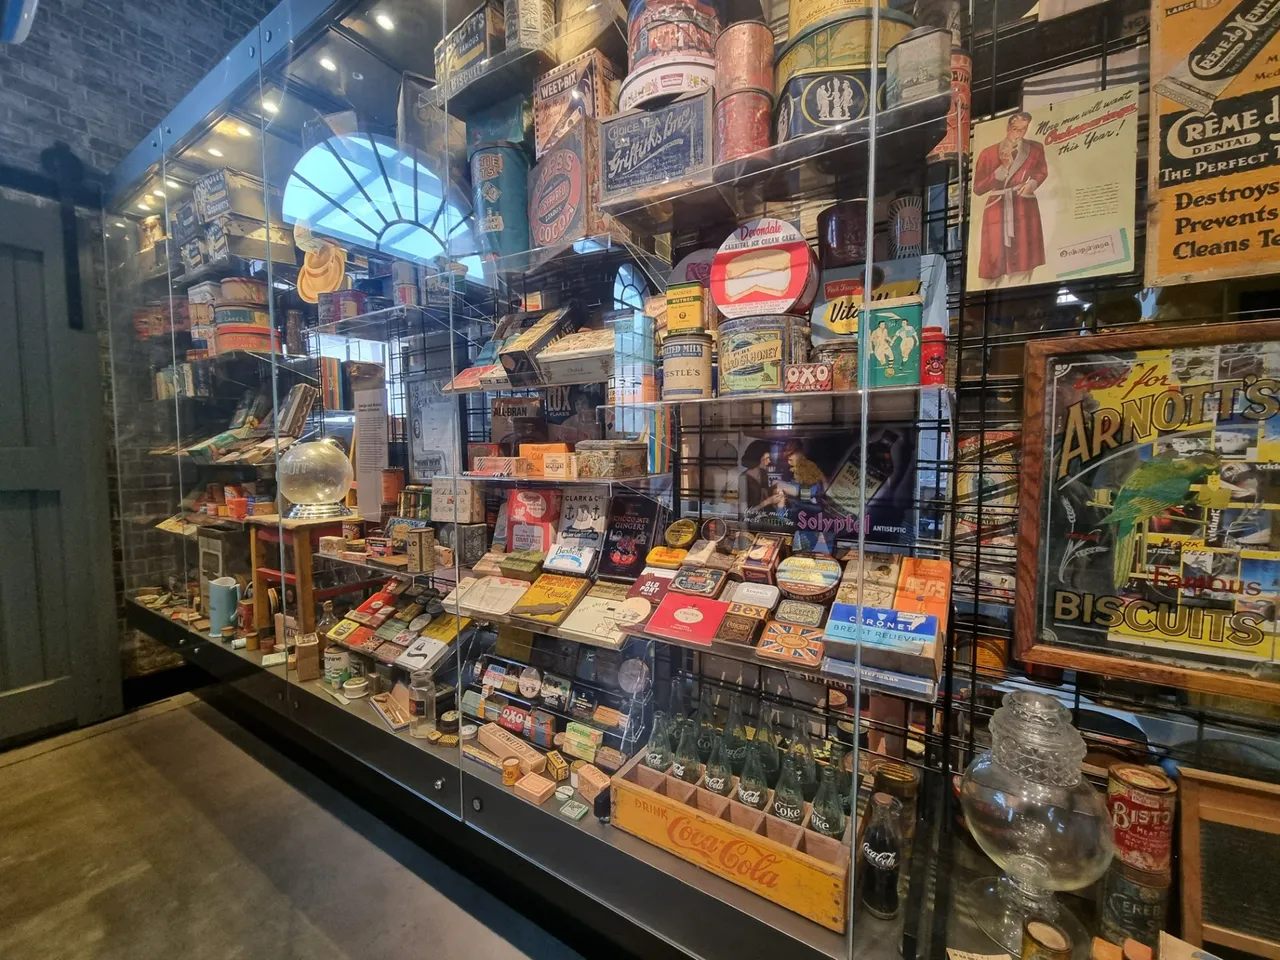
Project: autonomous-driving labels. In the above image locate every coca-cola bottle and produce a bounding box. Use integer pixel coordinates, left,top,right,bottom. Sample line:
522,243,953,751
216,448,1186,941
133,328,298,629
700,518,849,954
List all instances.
861,792,903,920
668,677,689,752
695,692,717,763
737,742,768,810
754,708,781,787
723,693,749,776
645,710,674,772
790,716,819,801
808,765,846,838
770,755,806,824
703,733,733,796
672,716,702,785
829,740,853,815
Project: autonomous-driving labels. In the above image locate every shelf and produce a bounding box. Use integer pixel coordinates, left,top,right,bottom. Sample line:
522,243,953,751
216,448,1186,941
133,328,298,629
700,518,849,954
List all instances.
441,473,670,490
444,370,614,396
313,550,460,585
312,303,490,346
460,680,635,746
453,601,647,653
603,385,953,422
477,649,651,710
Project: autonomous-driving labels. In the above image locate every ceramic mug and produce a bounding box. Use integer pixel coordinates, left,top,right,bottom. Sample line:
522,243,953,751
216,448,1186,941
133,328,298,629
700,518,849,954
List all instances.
208,576,240,638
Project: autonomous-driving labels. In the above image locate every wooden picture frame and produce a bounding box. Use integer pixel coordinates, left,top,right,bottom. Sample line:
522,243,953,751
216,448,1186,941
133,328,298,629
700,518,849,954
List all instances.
1016,320,1280,703
1179,767,1280,958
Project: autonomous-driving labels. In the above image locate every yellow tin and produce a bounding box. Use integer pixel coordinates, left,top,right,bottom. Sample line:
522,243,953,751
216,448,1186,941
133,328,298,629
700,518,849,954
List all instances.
788,0,896,38
775,9,914,97
666,281,706,333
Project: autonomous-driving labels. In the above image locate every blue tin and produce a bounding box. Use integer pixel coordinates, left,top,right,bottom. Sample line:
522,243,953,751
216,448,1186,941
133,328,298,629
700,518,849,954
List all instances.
774,66,887,143
470,144,530,265
435,0,505,98
599,90,713,202
465,92,533,157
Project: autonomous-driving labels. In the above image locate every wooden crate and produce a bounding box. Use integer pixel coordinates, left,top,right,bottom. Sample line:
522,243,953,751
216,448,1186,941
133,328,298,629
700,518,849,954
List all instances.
610,752,851,932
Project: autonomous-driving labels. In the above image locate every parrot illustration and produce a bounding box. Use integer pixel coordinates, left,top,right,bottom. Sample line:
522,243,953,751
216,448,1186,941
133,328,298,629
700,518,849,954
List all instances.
1098,452,1217,589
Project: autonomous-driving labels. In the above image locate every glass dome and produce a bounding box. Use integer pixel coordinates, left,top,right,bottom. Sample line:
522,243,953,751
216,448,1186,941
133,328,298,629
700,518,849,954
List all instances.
278,440,354,519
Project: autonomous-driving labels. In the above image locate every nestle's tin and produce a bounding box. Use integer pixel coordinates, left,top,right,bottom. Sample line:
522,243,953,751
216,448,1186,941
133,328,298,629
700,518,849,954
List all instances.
627,0,723,72
817,198,868,268
788,0,896,38
774,10,913,97
714,90,772,164
718,315,811,395
1107,763,1177,874
927,48,972,163
714,20,774,99
661,331,714,399
885,25,951,109
472,144,532,265
619,58,716,110
1098,861,1171,949
817,337,859,390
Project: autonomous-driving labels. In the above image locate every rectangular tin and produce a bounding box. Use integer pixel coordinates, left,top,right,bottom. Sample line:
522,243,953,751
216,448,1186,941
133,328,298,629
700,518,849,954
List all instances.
435,0,506,99
528,117,606,259
599,90,713,204
534,49,622,159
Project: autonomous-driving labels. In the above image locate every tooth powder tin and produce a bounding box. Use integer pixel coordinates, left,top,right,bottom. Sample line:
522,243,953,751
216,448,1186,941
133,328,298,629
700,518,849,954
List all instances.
717,315,811,395
714,90,773,166
471,144,531,264
714,20,775,99
774,10,913,98
661,331,714,400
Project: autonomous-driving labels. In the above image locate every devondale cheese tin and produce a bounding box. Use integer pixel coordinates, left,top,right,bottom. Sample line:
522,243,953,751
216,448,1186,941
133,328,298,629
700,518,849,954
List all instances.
710,218,819,319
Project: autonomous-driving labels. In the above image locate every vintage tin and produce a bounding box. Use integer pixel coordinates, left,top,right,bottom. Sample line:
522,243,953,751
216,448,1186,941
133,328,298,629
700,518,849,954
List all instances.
817,199,868,268
777,555,842,601
1021,920,1072,960
884,26,950,109
466,92,534,156
775,599,826,627
774,10,913,97
505,0,555,52
599,90,714,204
863,297,922,387
927,48,971,162
717,315,810,395
1107,764,1177,874
661,331,714,399
784,362,833,393
435,0,506,98
757,621,824,666
534,50,623,159
627,0,723,73
710,218,818,319
714,612,762,644
789,0,895,38
671,566,728,598
816,337,859,390
914,0,965,47
618,57,715,110
575,439,648,478
920,327,945,385
213,303,270,328
1098,862,1170,949
713,90,772,165
665,282,705,333
887,192,923,258
715,20,774,99
472,144,532,265
528,117,605,258
220,277,268,303
555,0,627,62
775,66,883,144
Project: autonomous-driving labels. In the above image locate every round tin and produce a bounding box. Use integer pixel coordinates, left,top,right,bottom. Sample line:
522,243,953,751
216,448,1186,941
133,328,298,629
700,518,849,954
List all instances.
661,331,714,400
817,336,859,390
1098,861,1171,949
220,277,268,303
471,144,531,265
775,66,885,146
710,218,818,320
927,48,972,163
885,25,951,109
776,554,842,601
665,517,698,547
1107,764,1177,873
788,0,895,39
342,676,369,698
717,315,811,395
714,90,772,166
619,58,716,110
1021,919,1072,960
774,10,913,97
502,757,522,786
817,198,869,268
627,0,723,72
555,784,575,801
213,303,270,328
888,192,923,258
714,21,774,99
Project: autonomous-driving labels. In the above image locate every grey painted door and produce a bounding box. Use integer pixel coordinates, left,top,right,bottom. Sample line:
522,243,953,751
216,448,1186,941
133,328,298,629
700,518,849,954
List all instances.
0,196,120,744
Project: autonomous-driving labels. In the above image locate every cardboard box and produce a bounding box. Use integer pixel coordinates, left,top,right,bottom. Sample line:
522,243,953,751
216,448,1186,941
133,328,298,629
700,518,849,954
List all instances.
477,722,546,774
519,442,570,476
576,763,610,802
430,477,485,522
533,49,622,159
542,452,577,479
514,771,558,804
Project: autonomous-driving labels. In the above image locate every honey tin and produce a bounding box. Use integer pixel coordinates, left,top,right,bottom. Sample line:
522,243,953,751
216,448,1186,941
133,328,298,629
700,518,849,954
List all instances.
927,48,971,163
435,0,506,99
661,331,714,400
1098,862,1170,949
619,57,716,110
788,0,895,38
884,26,951,109
627,0,723,73
528,117,606,259
472,144,531,265
717,315,811,395
533,50,623,159
713,90,772,166
714,20,774,99
710,218,818,320
1107,764,1177,874
599,90,714,205
774,10,913,97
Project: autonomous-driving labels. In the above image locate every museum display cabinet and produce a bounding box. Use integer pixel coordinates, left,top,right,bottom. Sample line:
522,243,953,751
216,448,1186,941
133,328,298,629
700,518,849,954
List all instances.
102,0,1280,955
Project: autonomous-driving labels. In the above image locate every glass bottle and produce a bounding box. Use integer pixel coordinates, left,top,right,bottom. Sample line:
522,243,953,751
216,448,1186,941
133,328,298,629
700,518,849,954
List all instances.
408,668,436,740
672,716,703,784
723,693,749,776
668,676,689,752
829,740,853,815
791,716,819,801
754,708,781,787
861,792,903,920
703,733,734,796
695,691,717,764
645,710,674,772
316,600,338,638
809,765,846,838
770,755,806,824
737,742,768,810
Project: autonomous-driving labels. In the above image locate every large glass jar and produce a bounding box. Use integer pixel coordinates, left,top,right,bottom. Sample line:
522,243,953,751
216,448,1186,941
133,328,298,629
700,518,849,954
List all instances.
959,691,1114,953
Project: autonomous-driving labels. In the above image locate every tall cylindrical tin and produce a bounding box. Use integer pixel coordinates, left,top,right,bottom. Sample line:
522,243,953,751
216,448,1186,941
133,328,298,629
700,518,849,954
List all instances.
717,315,810,395
774,10,914,97
714,20,774,100
817,198,869,268
1098,861,1171,949
885,25,951,108
1108,764,1177,874
627,0,724,73
714,90,772,164
920,326,946,385
661,331,714,399
470,144,531,266
888,192,923,258
927,48,971,163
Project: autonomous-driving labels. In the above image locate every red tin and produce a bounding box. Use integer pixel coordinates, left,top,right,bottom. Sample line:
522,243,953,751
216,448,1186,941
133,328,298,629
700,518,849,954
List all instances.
714,90,772,164
927,48,972,163
1107,763,1177,874
714,20,774,100
920,326,946,385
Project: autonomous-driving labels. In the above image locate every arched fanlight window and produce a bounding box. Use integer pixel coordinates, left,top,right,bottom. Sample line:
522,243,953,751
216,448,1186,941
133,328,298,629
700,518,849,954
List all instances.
613,262,649,311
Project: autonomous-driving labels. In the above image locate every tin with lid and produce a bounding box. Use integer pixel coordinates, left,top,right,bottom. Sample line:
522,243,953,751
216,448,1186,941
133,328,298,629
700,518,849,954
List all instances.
714,20,774,100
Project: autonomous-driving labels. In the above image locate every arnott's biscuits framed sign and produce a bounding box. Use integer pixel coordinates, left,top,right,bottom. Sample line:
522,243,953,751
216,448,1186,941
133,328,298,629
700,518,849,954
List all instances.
1146,0,1280,286
1016,321,1280,702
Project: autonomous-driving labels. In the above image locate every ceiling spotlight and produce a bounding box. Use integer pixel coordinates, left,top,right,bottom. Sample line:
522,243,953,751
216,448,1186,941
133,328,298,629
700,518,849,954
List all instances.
114,221,126,228
165,179,179,188
208,147,224,157
375,13,394,29
237,125,252,137
320,57,337,72
137,202,149,210
152,188,165,197
262,99,279,114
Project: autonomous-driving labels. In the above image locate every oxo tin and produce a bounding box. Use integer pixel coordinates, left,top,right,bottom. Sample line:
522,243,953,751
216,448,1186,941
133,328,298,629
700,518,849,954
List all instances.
714,20,774,99
1107,763,1177,874
627,0,724,72
471,144,531,265
714,90,772,165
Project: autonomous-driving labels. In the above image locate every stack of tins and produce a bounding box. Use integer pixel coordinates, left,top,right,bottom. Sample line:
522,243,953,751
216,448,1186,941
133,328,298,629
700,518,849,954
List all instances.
466,92,534,269
621,0,724,110
712,21,774,166
773,3,914,145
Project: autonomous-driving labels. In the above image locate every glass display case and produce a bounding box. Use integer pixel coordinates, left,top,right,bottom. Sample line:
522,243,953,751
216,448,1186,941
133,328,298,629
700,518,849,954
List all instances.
103,0,1280,956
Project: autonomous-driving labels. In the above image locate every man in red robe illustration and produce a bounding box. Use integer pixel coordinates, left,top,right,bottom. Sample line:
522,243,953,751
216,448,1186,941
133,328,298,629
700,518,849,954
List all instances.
973,111,1048,287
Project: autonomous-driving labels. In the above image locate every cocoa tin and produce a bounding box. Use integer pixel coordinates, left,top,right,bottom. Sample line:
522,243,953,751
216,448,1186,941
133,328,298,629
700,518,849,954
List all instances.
533,50,622,159
775,599,826,627
774,10,913,97
884,25,951,109
927,48,971,163
528,117,604,259
670,566,727,598
599,90,713,204
713,90,772,165
619,57,715,110
1107,764,1177,874
627,0,723,73
714,20,774,99
788,0,894,38
1098,861,1170,950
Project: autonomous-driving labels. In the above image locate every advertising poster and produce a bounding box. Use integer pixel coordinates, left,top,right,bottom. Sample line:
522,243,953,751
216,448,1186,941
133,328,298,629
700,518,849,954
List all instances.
1017,324,1280,700
1147,0,1280,286
966,84,1139,292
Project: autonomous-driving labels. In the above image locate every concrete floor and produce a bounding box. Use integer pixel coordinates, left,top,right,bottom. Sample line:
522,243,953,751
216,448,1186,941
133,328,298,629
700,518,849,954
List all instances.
0,694,583,960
